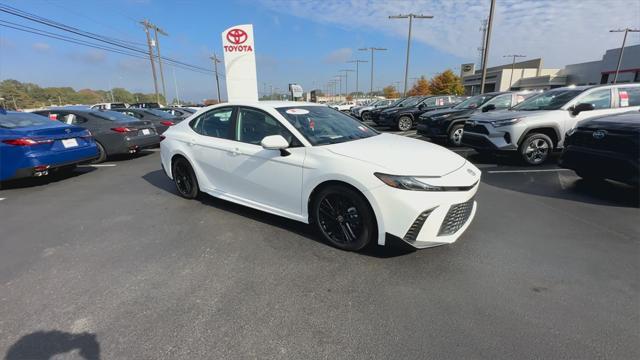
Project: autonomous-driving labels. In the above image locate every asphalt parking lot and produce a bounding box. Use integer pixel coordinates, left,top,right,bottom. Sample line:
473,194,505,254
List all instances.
1,134,639,359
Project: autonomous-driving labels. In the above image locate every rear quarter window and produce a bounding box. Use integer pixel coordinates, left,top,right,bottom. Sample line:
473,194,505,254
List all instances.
618,87,640,107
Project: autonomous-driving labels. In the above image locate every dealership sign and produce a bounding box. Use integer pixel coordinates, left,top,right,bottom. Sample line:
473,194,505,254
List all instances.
222,24,258,101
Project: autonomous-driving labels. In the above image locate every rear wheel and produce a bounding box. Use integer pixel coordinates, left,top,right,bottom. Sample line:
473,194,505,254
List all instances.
519,133,552,165
172,157,199,199
92,142,107,164
397,116,413,131
311,185,376,251
448,124,464,147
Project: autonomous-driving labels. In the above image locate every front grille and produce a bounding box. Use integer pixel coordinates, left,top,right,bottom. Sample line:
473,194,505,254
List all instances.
463,123,489,135
438,199,474,236
403,209,433,243
569,130,639,156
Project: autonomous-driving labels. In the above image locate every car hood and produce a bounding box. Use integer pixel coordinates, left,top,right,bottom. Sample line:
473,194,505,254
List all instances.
325,133,467,176
424,107,474,118
469,109,549,122
579,111,640,132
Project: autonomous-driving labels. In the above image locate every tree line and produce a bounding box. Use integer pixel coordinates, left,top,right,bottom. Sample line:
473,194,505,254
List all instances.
0,79,166,110
382,69,465,99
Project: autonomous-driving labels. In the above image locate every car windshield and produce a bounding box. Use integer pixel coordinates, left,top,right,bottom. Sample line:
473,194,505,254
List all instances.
512,89,584,111
92,110,138,122
454,94,494,109
277,106,379,146
0,112,56,128
399,97,423,107
144,108,176,119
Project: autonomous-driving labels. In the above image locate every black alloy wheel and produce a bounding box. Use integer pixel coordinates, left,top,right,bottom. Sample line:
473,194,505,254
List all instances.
92,142,107,164
312,185,375,251
361,111,371,122
172,158,199,199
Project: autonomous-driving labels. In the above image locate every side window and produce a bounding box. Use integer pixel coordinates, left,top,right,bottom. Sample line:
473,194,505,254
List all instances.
46,112,62,122
485,94,513,109
422,98,437,107
190,107,234,139
235,107,294,145
617,87,640,107
578,89,612,109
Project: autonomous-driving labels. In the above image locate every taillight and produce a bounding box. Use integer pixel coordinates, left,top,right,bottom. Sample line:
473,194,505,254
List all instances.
2,138,53,146
111,127,134,133
160,121,174,126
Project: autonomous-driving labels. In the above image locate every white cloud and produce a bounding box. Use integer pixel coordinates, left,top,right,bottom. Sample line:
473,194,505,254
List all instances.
70,50,107,64
324,47,353,64
259,0,640,68
32,42,51,52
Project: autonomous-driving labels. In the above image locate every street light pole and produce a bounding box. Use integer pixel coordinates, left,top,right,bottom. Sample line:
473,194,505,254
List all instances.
389,14,433,96
209,53,222,102
358,47,387,96
503,54,526,89
610,28,639,83
347,60,367,99
479,0,496,94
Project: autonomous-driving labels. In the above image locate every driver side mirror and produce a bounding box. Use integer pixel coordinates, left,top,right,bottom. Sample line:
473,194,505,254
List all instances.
482,104,496,112
571,103,595,115
260,135,290,156
418,103,426,110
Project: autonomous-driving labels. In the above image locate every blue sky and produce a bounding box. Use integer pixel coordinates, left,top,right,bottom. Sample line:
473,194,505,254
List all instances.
0,0,638,102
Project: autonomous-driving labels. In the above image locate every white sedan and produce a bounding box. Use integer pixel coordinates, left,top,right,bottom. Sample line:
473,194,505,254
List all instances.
160,102,480,251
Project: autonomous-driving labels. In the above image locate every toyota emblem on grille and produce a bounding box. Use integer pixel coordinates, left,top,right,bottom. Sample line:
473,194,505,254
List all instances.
592,130,607,139
65,128,71,133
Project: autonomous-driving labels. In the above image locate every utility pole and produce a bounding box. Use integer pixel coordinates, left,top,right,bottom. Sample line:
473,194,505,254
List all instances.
335,75,343,100
151,23,168,104
389,14,433,96
340,69,354,99
503,54,526,89
347,60,368,99
479,0,496,94
140,20,160,103
358,47,387,96
209,53,222,102
172,67,180,105
610,28,639,83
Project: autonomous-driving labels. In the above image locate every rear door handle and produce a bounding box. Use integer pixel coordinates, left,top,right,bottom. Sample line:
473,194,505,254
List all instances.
230,147,241,156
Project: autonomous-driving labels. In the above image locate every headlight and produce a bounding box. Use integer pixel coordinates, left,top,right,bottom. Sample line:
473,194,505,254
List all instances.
374,173,444,191
490,118,521,127
432,114,452,121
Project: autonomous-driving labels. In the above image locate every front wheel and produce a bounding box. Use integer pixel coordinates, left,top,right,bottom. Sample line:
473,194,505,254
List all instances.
519,133,552,165
172,157,199,199
311,185,376,251
361,111,371,122
397,116,413,131
448,124,464,147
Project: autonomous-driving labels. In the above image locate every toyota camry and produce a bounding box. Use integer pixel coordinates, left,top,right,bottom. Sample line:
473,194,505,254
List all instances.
160,102,480,251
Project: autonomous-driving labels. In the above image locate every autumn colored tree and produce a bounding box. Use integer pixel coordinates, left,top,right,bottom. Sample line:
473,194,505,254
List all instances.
382,85,400,99
429,70,465,95
407,76,431,96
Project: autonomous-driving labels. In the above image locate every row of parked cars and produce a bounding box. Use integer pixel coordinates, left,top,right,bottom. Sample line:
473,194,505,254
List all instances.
0,105,196,181
347,84,639,186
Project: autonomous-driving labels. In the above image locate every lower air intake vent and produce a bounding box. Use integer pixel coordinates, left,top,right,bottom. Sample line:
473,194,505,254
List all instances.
403,209,433,243
438,199,474,236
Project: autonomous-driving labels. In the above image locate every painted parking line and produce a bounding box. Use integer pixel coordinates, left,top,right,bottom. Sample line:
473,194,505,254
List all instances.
0,198,5,201
79,164,117,167
487,169,573,174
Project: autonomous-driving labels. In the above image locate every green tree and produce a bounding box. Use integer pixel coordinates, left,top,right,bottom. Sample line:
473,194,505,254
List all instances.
429,70,464,95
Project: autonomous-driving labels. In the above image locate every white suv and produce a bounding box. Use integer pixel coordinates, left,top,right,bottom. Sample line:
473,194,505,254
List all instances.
462,84,640,164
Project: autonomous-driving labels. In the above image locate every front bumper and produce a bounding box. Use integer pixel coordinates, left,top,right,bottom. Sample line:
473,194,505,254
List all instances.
559,145,639,185
374,113,396,126
416,122,447,138
367,165,480,249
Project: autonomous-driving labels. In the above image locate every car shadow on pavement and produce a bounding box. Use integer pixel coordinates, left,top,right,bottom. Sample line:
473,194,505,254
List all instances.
0,166,96,190
482,170,640,208
142,169,415,258
5,330,100,360
107,149,154,162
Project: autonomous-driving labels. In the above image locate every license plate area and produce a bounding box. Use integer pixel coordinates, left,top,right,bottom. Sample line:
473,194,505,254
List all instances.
61,138,78,148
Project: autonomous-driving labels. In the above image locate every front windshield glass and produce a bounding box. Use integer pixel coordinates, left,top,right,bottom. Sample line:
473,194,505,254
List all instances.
388,98,404,107
399,97,423,107
92,110,138,122
144,108,176,119
454,94,493,109
512,89,584,110
277,106,379,146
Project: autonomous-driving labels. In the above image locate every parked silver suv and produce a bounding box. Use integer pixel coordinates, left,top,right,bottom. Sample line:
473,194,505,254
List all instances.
351,99,394,121
462,83,640,164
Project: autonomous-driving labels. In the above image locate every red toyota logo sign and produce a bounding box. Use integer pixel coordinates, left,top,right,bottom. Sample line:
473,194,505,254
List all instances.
226,29,248,45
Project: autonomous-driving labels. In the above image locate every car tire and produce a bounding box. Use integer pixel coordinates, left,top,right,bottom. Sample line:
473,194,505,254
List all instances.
519,133,552,165
397,116,413,131
172,157,200,199
92,142,107,164
448,124,464,147
311,185,376,251
361,111,371,122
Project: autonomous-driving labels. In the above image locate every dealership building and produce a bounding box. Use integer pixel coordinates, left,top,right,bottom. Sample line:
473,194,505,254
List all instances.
461,45,640,94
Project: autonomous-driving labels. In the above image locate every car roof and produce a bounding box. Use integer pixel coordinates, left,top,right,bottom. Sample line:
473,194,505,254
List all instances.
211,101,327,109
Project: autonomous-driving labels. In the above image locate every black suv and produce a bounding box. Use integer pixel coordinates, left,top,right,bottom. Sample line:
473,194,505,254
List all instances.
417,91,533,146
374,95,460,131
559,110,639,186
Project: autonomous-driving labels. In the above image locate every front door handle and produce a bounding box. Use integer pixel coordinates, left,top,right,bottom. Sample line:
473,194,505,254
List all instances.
230,147,241,156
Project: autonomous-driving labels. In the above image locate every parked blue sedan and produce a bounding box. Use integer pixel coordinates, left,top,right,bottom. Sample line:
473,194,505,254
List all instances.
0,110,99,181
